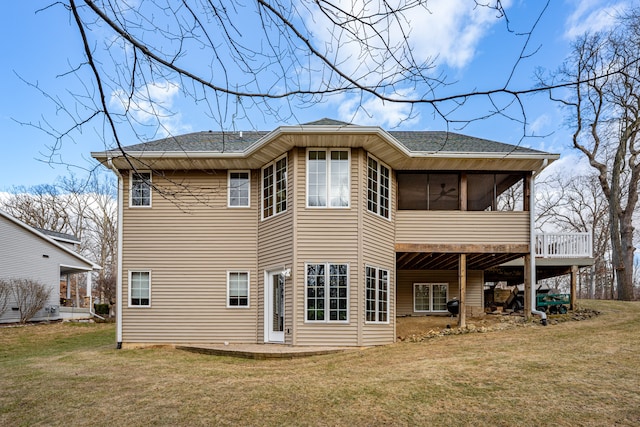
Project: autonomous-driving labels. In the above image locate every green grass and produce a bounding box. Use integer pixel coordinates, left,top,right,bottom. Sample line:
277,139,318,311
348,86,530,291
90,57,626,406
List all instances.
1,300,639,426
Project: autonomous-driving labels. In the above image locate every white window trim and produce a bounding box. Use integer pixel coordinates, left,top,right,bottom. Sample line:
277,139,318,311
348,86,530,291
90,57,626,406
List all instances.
129,171,152,208
413,283,449,313
367,155,391,221
261,154,288,221
365,265,390,324
227,170,251,208
305,148,351,209
128,270,151,308
304,262,350,323
227,271,250,308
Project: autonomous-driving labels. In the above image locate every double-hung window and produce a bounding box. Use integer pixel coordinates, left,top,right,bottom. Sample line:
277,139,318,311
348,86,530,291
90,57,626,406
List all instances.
367,156,390,218
129,271,151,307
307,149,350,208
227,271,249,307
131,172,151,207
414,283,448,313
305,263,349,322
365,266,389,322
228,171,250,207
262,156,287,219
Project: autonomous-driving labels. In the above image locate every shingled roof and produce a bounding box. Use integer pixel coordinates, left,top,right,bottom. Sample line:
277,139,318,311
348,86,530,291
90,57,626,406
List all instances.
112,119,544,155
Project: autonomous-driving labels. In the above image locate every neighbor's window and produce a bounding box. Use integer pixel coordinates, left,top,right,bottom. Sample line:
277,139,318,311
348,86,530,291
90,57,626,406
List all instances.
228,171,250,207
305,263,349,322
262,155,287,219
365,266,389,322
414,283,448,313
307,149,350,208
131,172,152,207
367,156,390,219
227,271,249,307
129,271,151,307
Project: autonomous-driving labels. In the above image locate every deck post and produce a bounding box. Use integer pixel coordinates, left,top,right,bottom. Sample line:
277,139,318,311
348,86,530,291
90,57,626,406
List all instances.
458,253,466,328
570,265,578,310
524,254,532,320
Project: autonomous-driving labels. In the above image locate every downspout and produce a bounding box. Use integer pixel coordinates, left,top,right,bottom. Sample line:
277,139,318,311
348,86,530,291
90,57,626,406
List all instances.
107,157,124,348
530,170,547,326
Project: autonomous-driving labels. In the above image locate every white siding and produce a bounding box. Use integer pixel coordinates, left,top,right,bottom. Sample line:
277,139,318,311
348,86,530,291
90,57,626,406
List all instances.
0,215,93,323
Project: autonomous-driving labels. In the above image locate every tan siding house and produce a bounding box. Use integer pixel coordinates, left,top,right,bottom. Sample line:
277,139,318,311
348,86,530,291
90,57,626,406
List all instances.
93,119,559,347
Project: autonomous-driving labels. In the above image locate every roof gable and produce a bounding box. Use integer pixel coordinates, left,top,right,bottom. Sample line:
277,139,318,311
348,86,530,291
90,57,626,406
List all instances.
0,210,99,270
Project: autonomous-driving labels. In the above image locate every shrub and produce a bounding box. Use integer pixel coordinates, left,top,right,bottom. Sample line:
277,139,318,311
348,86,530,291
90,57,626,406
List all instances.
9,278,52,323
94,303,110,315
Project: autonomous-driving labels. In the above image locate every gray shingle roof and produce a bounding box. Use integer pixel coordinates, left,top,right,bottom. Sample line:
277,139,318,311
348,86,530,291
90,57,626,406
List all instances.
388,131,542,154
113,120,545,155
120,131,269,153
35,228,81,244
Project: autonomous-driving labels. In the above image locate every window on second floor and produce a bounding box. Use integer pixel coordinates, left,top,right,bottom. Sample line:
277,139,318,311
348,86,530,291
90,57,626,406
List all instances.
367,156,390,219
130,172,152,207
307,149,350,208
228,171,250,207
262,155,287,219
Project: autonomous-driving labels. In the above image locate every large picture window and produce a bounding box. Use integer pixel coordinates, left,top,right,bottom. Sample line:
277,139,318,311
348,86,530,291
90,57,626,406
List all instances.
129,271,151,307
228,171,250,207
307,149,350,208
365,266,389,322
227,271,249,307
305,263,349,322
130,172,152,207
262,156,287,219
414,283,448,313
367,156,390,218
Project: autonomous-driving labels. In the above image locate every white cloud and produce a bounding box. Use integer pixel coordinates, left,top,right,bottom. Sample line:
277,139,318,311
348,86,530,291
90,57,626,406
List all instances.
408,0,510,69
333,90,420,128
537,151,593,181
303,0,511,84
110,81,191,137
564,0,627,39
529,114,551,136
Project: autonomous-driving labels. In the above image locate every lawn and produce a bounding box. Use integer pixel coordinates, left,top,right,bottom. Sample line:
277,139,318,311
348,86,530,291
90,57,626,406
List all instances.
1,300,639,426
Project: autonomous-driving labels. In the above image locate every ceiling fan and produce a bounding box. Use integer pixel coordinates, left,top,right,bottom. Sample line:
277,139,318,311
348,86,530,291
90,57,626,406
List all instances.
433,183,457,201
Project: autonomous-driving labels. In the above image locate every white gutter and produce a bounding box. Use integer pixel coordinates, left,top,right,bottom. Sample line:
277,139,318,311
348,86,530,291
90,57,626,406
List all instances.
530,169,547,325
107,157,124,348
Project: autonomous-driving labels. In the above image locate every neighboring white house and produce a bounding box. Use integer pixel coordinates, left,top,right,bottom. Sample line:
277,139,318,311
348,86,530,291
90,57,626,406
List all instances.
0,210,100,323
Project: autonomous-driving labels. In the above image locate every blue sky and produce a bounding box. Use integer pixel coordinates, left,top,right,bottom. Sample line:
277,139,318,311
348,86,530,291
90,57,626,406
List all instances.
0,0,631,190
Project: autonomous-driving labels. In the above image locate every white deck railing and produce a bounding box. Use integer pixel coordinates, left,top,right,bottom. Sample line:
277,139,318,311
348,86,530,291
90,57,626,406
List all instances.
535,232,592,258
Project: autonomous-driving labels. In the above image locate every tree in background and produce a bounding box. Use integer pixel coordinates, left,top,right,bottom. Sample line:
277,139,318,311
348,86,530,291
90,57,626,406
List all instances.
547,8,640,301
536,172,614,298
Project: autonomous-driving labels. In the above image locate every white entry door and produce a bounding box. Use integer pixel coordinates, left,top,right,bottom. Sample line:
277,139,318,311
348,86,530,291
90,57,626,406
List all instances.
265,271,285,343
